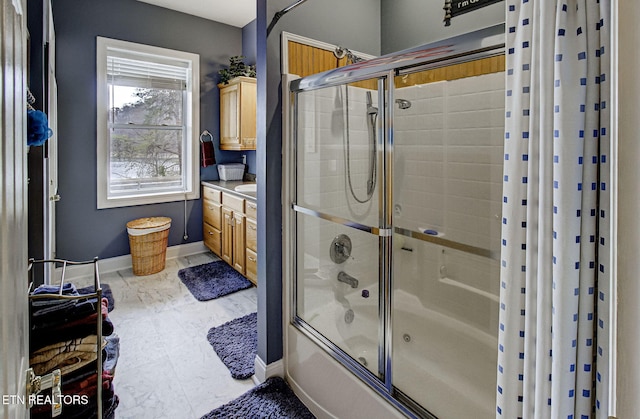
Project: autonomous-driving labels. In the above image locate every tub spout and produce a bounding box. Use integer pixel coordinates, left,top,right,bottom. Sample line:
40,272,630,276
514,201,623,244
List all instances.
338,271,359,288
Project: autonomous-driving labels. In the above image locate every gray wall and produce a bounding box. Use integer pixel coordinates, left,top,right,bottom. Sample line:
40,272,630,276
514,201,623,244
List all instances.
381,0,504,54
256,0,380,365
52,0,243,261
242,19,258,176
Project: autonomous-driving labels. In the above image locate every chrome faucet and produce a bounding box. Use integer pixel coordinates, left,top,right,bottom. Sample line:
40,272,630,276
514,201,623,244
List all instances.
337,271,359,288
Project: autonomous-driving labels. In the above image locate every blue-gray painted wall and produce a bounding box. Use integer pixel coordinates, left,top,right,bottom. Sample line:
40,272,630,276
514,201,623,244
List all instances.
52,0,244,261
241,19,258,176
380,0,504,54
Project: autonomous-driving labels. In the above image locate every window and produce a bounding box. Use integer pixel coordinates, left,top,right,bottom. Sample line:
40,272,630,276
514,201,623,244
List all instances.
96,37,200,208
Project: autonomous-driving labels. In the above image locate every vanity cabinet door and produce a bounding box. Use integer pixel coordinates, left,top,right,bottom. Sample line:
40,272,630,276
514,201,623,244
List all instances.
203,199,222,231
245,217,257,252
202,187,222,256
203,221,221,257
222,207,234,265
244,206,257,285
245,249,257,285
233,213,246,274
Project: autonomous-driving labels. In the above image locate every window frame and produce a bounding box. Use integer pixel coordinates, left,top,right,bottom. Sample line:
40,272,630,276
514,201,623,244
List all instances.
96,37,200,209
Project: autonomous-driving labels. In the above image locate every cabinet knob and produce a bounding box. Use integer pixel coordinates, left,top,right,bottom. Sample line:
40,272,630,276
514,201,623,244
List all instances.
249,225,256,231
248,256,256,262
208,231,213,235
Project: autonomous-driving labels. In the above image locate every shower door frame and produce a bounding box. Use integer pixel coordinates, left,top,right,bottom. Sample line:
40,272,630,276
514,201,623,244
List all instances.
286,24,506,419
288,71,395,393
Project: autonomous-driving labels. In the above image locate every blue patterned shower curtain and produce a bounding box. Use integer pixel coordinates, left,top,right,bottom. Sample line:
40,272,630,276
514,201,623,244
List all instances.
497,1,611,418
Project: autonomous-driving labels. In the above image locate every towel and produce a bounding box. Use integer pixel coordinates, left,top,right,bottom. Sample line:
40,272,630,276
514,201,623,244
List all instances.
201,140,216,167
30,335,104,376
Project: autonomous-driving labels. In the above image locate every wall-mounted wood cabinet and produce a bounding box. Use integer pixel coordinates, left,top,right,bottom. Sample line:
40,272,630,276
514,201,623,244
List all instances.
218,76,256,151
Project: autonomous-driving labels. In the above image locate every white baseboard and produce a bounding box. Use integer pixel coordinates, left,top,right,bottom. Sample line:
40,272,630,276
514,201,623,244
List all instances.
254,355,284,384
54,241,209,281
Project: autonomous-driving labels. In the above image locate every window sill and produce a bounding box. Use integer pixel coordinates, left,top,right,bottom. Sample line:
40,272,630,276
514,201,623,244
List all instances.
97,190,200,209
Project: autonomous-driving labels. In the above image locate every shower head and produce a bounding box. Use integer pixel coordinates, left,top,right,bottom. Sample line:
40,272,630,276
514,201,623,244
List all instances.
395,98,412,110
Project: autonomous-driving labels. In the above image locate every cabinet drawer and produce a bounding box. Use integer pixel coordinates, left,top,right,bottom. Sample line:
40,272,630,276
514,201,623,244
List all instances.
246,218,257,252
222,192,244,213
203,187,221,203
245,248,257,285
245,200,257,220
203,222,221,257
203,199,222,230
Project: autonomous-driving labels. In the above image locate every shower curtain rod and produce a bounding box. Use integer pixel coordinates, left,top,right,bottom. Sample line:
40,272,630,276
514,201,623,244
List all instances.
267,0,309,36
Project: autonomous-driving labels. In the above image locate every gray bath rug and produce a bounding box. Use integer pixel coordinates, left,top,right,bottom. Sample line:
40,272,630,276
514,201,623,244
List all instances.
207,312,257,379
200,376,315,419
178,261,252,301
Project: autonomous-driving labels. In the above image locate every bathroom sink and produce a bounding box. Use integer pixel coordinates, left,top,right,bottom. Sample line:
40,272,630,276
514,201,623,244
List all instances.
234,183,257,193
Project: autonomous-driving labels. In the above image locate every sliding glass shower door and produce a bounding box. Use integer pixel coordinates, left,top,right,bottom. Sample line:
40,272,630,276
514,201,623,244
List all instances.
293,78,386,378
391,59,504,418
288,26,506,418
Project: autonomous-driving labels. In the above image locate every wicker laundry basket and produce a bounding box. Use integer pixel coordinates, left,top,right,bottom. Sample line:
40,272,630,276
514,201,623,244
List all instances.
126,217,171,276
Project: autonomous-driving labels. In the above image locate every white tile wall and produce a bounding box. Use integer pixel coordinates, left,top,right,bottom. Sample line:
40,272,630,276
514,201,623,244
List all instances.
295,71,504,337
393,71,504,334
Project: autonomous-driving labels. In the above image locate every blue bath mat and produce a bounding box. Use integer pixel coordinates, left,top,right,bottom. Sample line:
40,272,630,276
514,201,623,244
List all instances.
178,261,253,301
207,312,257,379
200,376,315,419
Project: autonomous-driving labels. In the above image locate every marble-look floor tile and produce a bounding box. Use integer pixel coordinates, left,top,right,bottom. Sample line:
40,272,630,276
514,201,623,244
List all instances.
114,354,195,419
67,253,258,419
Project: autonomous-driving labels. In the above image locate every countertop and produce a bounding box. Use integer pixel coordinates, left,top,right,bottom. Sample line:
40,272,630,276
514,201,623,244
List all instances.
201,180,256,201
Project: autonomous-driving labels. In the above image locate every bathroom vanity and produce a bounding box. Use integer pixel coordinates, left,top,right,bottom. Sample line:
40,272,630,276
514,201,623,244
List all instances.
202,181,257,285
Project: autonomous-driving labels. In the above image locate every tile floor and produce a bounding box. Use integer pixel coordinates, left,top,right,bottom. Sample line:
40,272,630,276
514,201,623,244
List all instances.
74,252,257,419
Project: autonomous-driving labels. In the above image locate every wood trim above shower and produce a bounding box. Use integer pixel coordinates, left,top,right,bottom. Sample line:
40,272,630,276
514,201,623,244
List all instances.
287,40,347,77
283,32,378,90
287,40,504,92
288,41,378,89
395,54,505,88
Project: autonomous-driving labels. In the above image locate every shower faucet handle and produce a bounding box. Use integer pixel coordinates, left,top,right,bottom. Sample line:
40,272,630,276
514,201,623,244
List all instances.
335,241,348,256
330,234,352,264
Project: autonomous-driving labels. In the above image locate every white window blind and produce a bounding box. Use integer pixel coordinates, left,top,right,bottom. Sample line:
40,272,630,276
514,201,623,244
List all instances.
106,54,189,90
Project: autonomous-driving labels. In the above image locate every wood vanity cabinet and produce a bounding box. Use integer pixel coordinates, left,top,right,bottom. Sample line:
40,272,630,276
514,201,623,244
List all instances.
218,76,256,151
203,185,257,285
221,193,245,274
202,188,222,257
244,201,257,284
221,207,235,266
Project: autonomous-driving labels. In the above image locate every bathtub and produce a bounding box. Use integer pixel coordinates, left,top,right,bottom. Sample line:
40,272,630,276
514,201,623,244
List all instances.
391,289,497,419
299,280,497,418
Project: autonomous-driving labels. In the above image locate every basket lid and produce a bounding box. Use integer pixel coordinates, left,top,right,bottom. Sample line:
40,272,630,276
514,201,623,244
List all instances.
218,163,245,168
126,217,172,230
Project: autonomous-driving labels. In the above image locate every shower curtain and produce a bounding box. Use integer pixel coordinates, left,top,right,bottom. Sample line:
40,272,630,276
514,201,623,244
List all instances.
497,1,611,418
